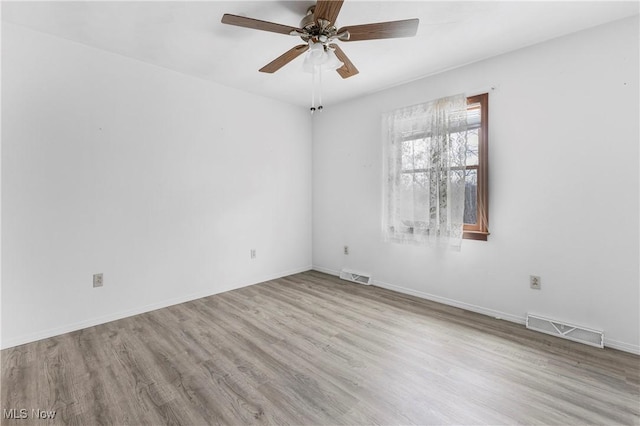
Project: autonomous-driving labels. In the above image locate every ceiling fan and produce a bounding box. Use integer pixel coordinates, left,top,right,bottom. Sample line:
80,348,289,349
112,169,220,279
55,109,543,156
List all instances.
221,0,419,79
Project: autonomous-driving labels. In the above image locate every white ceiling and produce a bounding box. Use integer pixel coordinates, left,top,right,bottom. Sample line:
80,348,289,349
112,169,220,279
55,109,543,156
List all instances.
3,1,638,107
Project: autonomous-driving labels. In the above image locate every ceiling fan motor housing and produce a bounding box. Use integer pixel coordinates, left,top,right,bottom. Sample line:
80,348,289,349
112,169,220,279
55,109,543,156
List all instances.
298,6,342,44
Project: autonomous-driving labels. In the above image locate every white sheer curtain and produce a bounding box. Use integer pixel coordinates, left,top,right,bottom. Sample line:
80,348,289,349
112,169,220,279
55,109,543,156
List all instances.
382,94,468,249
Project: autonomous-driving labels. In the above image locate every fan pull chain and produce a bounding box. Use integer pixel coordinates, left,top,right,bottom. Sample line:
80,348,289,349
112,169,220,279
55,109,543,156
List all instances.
310,67,316,114
310,66,324,115
318,67,323,111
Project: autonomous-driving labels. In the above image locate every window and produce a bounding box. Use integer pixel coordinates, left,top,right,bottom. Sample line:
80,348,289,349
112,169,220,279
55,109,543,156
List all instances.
463,94,489,240
383,94,489,246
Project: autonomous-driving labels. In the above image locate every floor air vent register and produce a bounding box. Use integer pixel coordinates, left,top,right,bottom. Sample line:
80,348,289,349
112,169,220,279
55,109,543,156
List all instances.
339,269,372,285
526,313,604,348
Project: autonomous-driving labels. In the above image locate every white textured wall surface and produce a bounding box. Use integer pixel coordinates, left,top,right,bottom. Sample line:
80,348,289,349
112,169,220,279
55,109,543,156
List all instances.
312,17,639,353
1,23,312,348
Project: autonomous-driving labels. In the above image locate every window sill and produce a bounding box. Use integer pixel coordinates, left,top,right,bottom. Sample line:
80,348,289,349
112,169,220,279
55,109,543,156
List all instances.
463,230,489,241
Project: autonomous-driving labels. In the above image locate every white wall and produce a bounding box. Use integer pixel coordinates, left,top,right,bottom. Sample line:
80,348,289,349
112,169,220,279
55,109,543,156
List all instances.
1,23,312,348
312,17,639,353
3,16,638,354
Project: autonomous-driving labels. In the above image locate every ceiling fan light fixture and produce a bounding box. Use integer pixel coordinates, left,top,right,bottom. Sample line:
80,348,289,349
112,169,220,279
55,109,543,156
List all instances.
309,40,324,55
303,42,322,72
324,48,344,70
303,41,343,73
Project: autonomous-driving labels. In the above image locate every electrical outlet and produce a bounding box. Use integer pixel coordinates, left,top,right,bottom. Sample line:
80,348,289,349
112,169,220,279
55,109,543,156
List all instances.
344,245,349,255
530,275,541,290
250,249,256,259
93,273,103,288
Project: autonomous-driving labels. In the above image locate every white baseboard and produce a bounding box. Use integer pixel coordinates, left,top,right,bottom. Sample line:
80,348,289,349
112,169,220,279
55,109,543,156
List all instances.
311,266,640,355
603,338,640,355
1,265,312,350
373,277,526,324
310,265,342,277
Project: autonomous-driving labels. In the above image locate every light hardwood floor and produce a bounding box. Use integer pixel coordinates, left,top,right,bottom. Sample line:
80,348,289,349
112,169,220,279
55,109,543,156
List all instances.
2,271,639,425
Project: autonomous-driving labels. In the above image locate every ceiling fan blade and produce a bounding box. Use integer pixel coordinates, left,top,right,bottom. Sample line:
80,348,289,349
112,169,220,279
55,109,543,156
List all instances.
221,14,302,35
338,18,419,42
259,44,309,73
329,44,359,79
314,0,344,25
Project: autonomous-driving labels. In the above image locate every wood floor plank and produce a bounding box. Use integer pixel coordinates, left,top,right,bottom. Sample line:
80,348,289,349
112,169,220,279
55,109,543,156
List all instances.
2,270,639,425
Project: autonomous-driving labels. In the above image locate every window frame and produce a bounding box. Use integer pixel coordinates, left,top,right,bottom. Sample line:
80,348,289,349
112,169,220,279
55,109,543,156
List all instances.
463,93,489,241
